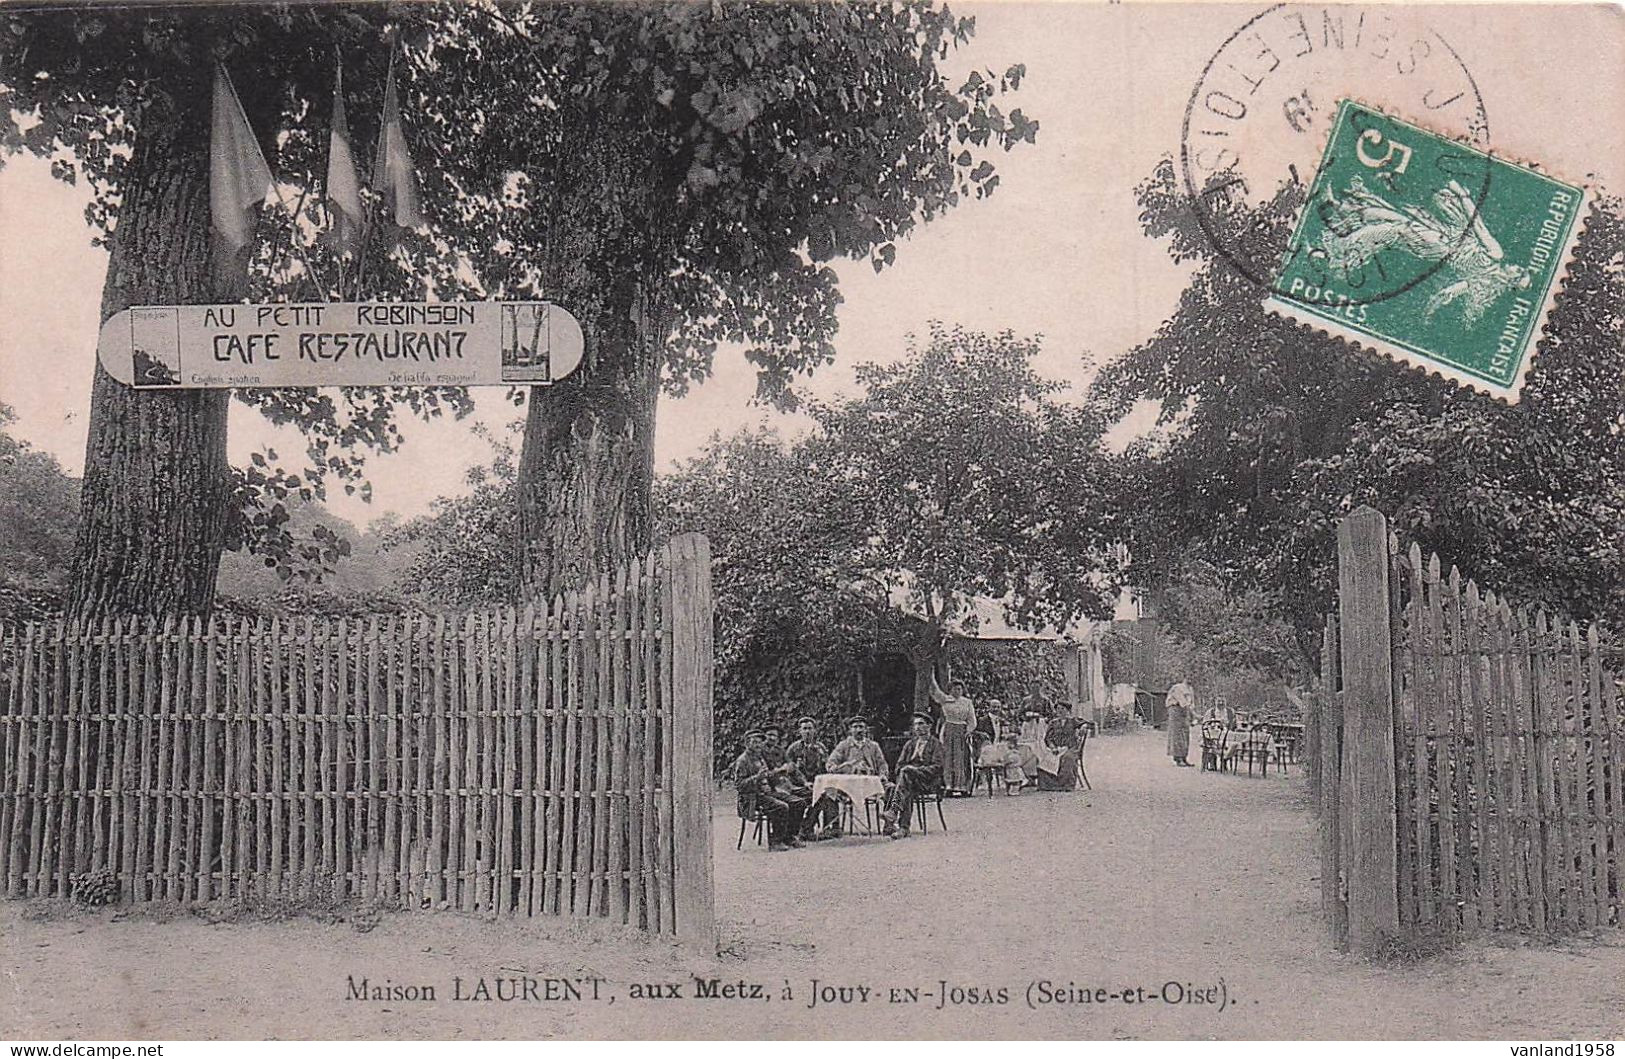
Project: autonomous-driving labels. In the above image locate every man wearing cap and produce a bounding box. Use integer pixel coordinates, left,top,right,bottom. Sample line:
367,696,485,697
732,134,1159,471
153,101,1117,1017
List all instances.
761,724,814,837
762,725,814,798
786,717,830,781
881,713,945,839
826,716,889,777
786,717,840,838
732,728,804,850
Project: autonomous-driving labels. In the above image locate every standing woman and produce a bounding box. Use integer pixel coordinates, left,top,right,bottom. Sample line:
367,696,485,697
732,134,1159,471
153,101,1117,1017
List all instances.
1165,681,1197,767
929,671,978,796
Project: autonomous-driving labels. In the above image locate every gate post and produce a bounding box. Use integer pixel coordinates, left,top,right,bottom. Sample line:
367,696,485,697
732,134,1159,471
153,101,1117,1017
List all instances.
668,533,717,953
1336,506,1400,955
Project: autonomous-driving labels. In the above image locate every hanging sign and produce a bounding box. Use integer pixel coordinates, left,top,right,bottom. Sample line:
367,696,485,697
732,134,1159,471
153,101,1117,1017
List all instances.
97,301,584,389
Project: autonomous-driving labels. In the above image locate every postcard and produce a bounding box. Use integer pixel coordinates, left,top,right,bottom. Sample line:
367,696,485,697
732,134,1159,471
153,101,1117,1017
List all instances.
1,0,1622,1044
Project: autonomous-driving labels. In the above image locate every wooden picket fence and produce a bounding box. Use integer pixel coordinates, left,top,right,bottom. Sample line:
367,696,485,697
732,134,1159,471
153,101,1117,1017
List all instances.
1307,508,1623,954
0,534,716,948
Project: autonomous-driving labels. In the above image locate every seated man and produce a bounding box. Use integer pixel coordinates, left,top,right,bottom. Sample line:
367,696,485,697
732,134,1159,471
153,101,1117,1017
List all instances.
732,728,804,851
826,716,888,777
762,725,812,795
881,713,945,839
786,716,840,839
761,723,814,838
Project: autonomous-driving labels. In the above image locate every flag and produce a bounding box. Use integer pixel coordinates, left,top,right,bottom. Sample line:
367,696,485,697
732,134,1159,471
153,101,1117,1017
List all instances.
209,63,274,271
372,54,423,230
324,63,365,255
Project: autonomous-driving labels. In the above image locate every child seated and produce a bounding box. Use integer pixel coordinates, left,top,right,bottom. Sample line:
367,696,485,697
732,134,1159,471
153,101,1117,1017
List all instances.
1001,733,1026,795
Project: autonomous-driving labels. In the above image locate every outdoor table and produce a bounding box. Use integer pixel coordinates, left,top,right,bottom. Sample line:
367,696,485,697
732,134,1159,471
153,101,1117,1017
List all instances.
1270,723,1306,763
812,773,887,833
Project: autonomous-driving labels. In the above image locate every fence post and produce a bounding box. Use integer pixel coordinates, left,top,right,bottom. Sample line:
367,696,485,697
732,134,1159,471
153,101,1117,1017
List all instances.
667,533,716,954
1336,506,1400,955
1319,618,1346,947
1305,694,1321,806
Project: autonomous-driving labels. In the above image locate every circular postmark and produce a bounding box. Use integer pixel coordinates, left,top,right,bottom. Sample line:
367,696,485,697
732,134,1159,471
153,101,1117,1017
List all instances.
1180,4,1490,305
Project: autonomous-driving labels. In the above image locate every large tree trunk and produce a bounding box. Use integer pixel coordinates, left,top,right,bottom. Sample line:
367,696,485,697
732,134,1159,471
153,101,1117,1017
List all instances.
516,272,661,600
514,126,670,599
69,100,233,617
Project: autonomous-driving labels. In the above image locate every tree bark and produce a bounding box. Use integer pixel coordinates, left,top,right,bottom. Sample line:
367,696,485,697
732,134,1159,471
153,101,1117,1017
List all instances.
514,127,670,600
516,273,661,600
69,98,233,618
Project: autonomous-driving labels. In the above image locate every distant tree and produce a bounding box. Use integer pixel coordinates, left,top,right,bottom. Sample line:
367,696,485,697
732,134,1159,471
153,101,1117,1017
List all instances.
807,324,1122,705
1148,559,1308,686
661,325,1124,721
0,403,79,619
380,424,522,609
655,427,883,751
1097,160,1625,645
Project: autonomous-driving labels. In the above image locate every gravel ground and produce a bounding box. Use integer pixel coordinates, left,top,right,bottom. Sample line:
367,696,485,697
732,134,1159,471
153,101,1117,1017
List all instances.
3,727,1623,1040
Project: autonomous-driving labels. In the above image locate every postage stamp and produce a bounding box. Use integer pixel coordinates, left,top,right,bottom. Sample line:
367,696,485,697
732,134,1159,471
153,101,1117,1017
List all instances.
1264,99,1587,402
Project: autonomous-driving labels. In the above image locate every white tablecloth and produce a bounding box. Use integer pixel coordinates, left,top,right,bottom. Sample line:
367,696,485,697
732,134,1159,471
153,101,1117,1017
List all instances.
811,773,886,807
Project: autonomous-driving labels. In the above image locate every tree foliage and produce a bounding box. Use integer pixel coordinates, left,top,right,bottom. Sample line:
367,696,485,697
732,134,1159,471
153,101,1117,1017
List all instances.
380,424,524,608
1097,160,1625,645
0,403,78,619
808,323,1122,645
432,2,1038,403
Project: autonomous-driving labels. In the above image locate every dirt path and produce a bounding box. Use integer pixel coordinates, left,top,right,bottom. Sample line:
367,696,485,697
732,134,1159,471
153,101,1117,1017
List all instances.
4,728,1623,1039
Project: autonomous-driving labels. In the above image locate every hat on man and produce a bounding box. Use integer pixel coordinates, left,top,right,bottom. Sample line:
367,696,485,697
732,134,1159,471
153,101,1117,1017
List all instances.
744,726,765,737
845,715,869,729
795,716,819,728
910,712,934,726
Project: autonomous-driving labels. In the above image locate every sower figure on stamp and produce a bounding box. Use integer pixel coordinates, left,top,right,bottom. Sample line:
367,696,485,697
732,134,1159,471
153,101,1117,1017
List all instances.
733,728,805,850
882,713,945,839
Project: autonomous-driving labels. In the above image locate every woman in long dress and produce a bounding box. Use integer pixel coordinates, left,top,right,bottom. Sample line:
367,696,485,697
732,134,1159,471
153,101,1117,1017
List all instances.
1166,681,1196,767
929,672,978,795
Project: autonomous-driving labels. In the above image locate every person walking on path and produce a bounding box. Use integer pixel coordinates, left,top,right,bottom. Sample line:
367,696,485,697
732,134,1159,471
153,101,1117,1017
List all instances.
1166,681,1196,767
928,671,977,795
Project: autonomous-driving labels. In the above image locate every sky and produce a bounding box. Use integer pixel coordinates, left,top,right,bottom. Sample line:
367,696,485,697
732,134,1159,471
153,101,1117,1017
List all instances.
2,1,1621,529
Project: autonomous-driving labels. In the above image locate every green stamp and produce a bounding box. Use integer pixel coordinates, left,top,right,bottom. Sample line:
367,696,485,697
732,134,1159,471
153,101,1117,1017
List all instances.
1264,100,1586,403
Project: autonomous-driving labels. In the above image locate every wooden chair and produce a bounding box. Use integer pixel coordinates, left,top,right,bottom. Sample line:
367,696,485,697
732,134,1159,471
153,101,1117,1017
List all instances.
1243,728,1273,777
1267,724,1293,774
736,805,768,849
1199,721,1226,772
907,786,949,832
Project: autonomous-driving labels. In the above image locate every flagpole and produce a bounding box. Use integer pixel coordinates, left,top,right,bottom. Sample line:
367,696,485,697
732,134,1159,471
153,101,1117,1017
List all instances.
326,50,348,298
351,43,395,303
